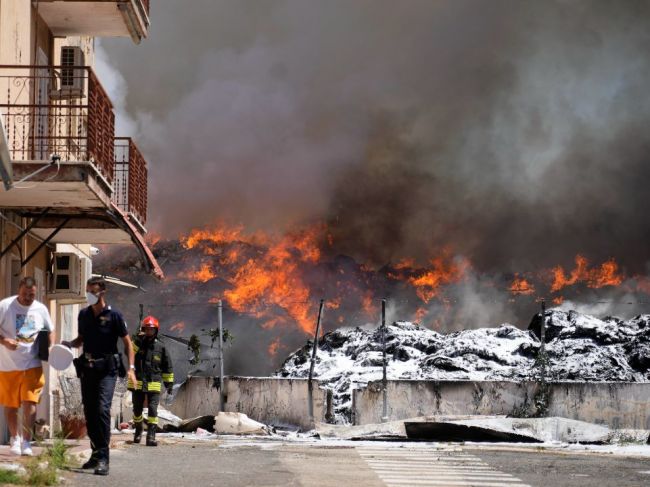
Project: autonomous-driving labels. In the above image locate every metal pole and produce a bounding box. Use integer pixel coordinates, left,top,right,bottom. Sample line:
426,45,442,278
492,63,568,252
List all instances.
381,298,388,423
308,299,325,382
218,299,225,412
308,299,325,424
540,299,546,385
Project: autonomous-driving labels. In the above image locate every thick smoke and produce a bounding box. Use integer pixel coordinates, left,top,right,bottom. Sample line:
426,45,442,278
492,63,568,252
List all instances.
101,1,650,280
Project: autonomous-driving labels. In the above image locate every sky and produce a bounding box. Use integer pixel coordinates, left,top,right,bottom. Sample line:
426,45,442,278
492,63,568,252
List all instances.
98,0,650,276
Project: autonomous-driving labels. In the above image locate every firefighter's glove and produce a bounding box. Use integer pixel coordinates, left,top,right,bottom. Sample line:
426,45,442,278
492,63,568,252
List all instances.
165,383,173,395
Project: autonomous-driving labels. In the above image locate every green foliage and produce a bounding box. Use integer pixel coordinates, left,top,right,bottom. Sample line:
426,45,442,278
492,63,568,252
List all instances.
201,327,235,348
533,382,550,417
45,437,73,470
188,334,201,365
23,456,58,486
0,437,74,486
0,469,23,484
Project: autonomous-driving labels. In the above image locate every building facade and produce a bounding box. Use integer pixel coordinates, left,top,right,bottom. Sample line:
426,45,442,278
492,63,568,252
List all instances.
0,0,161,440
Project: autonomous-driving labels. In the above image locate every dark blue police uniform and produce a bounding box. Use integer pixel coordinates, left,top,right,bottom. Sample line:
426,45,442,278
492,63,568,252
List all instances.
78,305,128,463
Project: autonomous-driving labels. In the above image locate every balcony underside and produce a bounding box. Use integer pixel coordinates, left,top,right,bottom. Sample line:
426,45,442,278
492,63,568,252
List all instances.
30,213,133,244
0,160,146,243
19,205,163,278
37,1,149,43
0,161,112,209
0,160,162,277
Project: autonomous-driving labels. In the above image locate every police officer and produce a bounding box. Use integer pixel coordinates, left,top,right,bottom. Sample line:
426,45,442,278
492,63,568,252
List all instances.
62,277,136,476
129,315,173,446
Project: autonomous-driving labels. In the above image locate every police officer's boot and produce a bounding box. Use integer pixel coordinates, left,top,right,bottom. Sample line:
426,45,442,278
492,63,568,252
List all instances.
133,422,143,444
146,426,157,447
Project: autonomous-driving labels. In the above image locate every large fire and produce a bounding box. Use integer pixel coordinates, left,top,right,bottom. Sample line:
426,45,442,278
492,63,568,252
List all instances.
176,223,649,340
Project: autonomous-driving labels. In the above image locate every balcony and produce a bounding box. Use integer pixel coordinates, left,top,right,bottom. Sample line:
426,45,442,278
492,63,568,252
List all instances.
114,137,147,230
0,65,115,209
0,65,161,277
37,0,150,44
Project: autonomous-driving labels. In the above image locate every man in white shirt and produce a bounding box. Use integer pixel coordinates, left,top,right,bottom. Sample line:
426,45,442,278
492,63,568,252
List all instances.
0,276,53,456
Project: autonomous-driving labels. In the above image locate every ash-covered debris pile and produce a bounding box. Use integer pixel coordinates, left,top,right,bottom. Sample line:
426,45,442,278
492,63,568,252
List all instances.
277,310,650,422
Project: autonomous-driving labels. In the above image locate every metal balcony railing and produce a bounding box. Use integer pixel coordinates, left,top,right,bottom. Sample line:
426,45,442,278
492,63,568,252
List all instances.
0,65,115,183
114,137,147,224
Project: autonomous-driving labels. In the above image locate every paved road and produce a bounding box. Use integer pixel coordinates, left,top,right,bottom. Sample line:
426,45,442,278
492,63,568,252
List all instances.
66,438,650,487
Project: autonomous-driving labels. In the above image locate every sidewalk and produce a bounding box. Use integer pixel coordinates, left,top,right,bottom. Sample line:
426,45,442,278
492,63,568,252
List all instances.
0,438,91,467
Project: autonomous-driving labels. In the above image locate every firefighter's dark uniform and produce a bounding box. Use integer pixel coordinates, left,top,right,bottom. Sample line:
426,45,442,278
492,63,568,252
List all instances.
128,334,173,445
77,305,128,465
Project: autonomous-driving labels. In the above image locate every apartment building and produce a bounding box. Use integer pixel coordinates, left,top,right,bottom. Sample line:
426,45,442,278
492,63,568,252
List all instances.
0,0,161,439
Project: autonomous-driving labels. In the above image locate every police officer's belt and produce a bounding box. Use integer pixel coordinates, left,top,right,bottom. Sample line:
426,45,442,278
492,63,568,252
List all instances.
80,353,118,370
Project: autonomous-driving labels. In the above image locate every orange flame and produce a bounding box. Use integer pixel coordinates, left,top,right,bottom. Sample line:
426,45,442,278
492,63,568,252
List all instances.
146,231,162,246
183,224,245,249
326,298,341,310
222,225,323,333
220,248,242,266
268,337,281,357
414,307,427,323
550,255,623,292
408,256,468,303
394,258,416,270
170,321,185,333
509,274,535,295
188,263,216,282
361,292,375,316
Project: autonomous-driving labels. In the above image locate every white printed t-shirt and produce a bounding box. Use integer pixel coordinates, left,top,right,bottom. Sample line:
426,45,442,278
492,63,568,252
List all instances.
0,296,53,371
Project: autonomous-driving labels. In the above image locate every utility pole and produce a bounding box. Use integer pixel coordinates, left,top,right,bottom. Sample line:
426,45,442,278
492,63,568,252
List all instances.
534,298,550,417
381,298,388,423
308,299,325,424
217,299,225,412
540,299,546,385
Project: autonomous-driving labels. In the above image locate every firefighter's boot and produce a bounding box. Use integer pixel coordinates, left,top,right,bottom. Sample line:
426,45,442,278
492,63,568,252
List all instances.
133,422,143,444
146,427,157,447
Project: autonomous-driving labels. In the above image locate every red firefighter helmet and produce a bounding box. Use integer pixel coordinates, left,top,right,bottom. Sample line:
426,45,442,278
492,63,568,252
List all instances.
141,315,159,330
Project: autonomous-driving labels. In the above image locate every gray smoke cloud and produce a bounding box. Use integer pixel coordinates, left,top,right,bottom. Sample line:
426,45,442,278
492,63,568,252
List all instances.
100,0,650,276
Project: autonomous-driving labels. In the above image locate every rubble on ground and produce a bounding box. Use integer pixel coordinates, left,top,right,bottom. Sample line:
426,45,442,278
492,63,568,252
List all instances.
318,415,612,444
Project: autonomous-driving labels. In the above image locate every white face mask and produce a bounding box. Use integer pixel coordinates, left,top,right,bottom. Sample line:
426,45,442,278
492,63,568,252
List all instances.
86,292,99,306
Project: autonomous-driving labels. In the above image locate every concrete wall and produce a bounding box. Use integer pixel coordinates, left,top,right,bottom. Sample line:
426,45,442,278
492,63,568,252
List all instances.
170,377,328,430
353,380,650,429
548,382,650,430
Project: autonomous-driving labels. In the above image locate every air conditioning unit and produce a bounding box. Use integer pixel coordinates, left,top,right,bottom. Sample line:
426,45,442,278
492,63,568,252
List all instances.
47,252,91,302
50,46,85,99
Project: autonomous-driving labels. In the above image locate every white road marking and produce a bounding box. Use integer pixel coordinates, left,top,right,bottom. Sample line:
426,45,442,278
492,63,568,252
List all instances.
357,446,531,487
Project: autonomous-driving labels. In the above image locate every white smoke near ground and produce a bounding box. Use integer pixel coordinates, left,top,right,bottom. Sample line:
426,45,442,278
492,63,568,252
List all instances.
554,300,616,318
555,290,650,320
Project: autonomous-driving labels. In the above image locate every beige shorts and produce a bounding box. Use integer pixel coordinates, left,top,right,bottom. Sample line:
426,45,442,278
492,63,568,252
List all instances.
0,367,45,408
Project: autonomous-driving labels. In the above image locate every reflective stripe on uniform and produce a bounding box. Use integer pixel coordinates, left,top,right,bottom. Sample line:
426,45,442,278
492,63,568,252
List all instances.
147,416,158,424
133,414,143,423
128,380,143,390
132,342,140,353
161,373,174,382
146,381,161,392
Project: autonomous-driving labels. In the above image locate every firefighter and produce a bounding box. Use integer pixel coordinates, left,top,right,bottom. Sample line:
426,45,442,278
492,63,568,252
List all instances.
128,315,174,446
